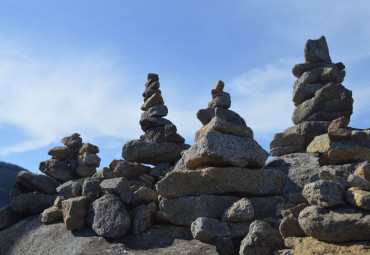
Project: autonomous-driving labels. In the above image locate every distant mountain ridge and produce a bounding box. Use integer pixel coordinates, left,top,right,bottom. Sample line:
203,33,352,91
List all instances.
0,161,26,208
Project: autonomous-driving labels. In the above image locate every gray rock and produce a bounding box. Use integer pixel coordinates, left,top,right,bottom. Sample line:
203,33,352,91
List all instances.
249,196,285,219
213,236,235,255
122,140,190,165
131,187,158,205
92,167,114,179
82,177,102,197
0,205,25,230
140,93,164,111
156,167,284,198
140,124,185,144
40,206,63,223
208,91,231,109
110,160,150,180
302,180,342,207
100,177,132,204
48,146,72,160
239,220,284,255
62,196,89,231
17,170,60,195
158,195,240,226
182,131,268,169
266,153,322,201
354,162,370,180
76,165,96,177
298,205,370,242
222,198,254,223
88,194,131,238
292,62,341,78
78,152,100,167
304,36,332,63
348,174,370,190
197,107,246,126
346,187,370,210
56,180,82,198
191,217,230,241
296,67,344,86
270,133,305,156
39,159,76,182
320,142,370,165
11,193,56,214
228,222,252,238
141,104,168,118
61,133,83,149
79,143,99,154
131,202,157,235
139,116,173,132
279,204,307,238
283,121,331,146
293,82,325,106
292,83,353,125
142,87,161,101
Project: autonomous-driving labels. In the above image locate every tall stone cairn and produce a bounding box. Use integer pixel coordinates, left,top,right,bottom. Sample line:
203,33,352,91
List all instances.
270,36,353,156
156,81,285,254
121,73,190,166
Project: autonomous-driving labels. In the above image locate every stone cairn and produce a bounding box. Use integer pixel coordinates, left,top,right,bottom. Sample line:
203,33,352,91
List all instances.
270,35,353,157
0,133,101,230
156,81,287,254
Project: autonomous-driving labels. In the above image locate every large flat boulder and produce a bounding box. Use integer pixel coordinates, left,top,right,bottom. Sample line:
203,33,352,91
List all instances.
182,131,268,169
17,171,60,195
156,167,284,198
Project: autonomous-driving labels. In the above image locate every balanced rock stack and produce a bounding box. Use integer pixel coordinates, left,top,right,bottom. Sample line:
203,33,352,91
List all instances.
122,73,190,166
270,36,353,156
156,81,286,254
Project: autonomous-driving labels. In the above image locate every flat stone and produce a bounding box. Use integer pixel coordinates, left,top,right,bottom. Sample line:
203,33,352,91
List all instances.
139,116,173,132
11,193,56,214
328,116,350,132
292,83,353,125
88,194,131,238
222,198,254,222
78,152,100,167
293,82,325,106
40,206,63,223
239,220,284,255
17,170,60,195
302,180,342,207
346,187,370,210
140,93,164,111
0,205,25,230
191,217,230,241
283,121,331,146
208,91,231,109
39,159,76,182
131,202,157,235
100,177,132,204
140,124,185,144
299,205,370,242
195,116,253,142
56,180,82,198
131,187,158,206
142,87,161,101
197,107,246,126
141,104,168,118
61,133,82,149
92,167,114,179
79,143,99,154
182,131,268,169
122,140,190,166
307,134,330,153
296,66,344,85
328,128,352,142
110,160,150,180
292,62,341,78
304,36,332,63
270,133,305,156
76,165,97,177
82,177,102,197
48,146,72,160
156,167,284,198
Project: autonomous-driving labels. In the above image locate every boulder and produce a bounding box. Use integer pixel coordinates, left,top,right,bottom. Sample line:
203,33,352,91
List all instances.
292,62,341,78
293,82,325,106
346,187,370,210
140,124,185,144
328,116,350,132
110,160,150,180
307,134,330,153
196,107,246,126
78,152,100,167
76,165,97,177
100,177,132,204
270,133,305,156
48,146,72,160
283,121,331,145
298,205,370,242
292,83,353,125
92,167,114,179
156,167,284,198
191,217,230,241
139,116,173,132
39,159,76,182
61,133,82,149
82,177,102,197
122,140,190,165
239,220,284,255
17,170,60,195
222,198,254,223
131,187,158,205
79,143,99,154
182,131,268,169
302,180,342,207
11,193,56,214
40,206,63,223
279,203,307,238
304,36,332,63
88,194,131,238
141,104,168,118
131,202,157,235
56,180,82,198
296,66,344,85
0,205,25,230
62,196,89,231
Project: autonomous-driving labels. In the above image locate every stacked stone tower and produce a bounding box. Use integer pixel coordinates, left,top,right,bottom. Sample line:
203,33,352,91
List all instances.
156,81,286,254
122,73,190,166
270,36,353,156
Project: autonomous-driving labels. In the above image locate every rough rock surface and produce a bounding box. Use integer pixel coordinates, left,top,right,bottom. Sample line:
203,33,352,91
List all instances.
17,170,60,195
131,202,158,235
222,198,254,222
56,180,82,199
62,196,89,231
11,193,56,214
100,177,132,204
298,205,370,242
302,180,343,207
156,167,284,198
346,187,370,210
0,205,25,230
39,159,76,183
304,36,332,63
191,217,230,241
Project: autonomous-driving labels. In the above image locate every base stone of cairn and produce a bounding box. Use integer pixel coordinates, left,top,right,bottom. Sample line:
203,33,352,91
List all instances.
156,80,284,254
270,36,353,157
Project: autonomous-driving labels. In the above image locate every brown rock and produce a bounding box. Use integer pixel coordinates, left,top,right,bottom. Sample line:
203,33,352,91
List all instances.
346,187,370,210
140,93,164,111
40,206,63,223
62,196,89,231
355,162,370,181
328,116,350,132
79,143,99,154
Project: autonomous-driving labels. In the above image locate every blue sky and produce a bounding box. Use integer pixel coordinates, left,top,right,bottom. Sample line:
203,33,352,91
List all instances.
1,1,370,173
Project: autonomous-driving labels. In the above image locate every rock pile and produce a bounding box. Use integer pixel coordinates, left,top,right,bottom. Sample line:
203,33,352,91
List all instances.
270,36,353,157
122,73,190,166
156,81,285,254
